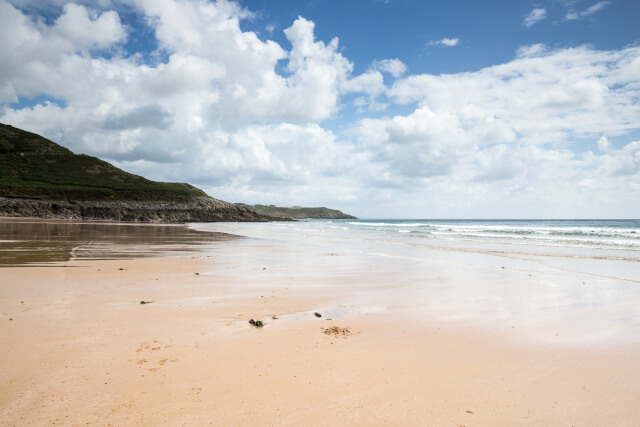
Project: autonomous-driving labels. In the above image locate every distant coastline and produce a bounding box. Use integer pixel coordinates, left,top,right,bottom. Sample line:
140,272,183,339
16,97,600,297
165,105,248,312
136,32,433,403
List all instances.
238,204,356,219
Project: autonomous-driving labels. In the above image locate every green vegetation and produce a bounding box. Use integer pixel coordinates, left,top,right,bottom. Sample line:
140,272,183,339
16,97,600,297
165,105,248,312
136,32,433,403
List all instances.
238,204,356,219
0,123,208,202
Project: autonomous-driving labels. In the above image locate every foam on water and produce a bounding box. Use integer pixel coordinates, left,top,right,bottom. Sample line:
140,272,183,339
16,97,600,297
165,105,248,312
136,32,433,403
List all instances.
341,219,640,252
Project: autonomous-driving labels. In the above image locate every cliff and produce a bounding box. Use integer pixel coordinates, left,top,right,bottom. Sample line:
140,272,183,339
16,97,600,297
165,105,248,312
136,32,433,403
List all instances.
0,196,269,223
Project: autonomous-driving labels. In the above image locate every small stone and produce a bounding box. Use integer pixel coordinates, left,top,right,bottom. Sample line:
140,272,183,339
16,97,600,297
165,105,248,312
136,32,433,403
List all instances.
249,319,256,325
118,268,124,271
272,316,278,320
140,300,154,305
314,312,322,318
194,272,199,275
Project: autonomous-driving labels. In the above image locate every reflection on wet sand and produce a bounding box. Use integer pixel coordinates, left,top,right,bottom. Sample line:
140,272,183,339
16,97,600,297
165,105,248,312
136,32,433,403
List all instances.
0,218,238,266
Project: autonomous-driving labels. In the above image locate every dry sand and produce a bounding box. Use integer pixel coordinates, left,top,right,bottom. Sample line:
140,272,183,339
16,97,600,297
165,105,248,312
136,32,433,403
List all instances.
1,220,640,426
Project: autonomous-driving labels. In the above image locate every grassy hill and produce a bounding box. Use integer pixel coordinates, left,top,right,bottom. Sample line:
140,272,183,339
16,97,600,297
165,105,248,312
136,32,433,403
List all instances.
0,123,207,202
238,204,356,219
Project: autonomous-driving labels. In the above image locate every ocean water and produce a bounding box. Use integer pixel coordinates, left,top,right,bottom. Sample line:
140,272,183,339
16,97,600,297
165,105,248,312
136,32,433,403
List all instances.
195,218,640,262
260,218,640,260
339,219,640,250
194,218,640,270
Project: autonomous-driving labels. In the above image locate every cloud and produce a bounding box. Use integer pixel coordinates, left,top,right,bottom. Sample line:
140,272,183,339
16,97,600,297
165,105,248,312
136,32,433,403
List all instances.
427,37,459,47
565,1,609,20
103,104,172,131
371,58,407,77
342,70,387,111
523,8,547,27
597,135,611,151
516,43,548,58
599,141,640,176
387,45,640,145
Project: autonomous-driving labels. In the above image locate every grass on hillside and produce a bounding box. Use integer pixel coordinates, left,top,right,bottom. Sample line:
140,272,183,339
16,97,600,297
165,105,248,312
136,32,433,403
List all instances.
0,123,208,202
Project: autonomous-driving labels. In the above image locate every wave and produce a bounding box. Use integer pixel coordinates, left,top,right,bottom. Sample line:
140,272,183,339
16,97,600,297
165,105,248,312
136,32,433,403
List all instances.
341,220,640,250
348,222,430,227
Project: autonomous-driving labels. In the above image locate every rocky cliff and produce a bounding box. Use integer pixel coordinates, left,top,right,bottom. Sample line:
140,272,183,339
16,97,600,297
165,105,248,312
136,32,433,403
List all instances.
0,196,275,223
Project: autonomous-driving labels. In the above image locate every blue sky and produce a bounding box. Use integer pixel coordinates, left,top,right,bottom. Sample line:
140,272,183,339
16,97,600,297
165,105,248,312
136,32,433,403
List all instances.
1,0,639,218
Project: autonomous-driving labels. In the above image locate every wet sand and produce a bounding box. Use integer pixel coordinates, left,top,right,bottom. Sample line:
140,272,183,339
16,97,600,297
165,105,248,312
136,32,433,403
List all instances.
1,219,640,425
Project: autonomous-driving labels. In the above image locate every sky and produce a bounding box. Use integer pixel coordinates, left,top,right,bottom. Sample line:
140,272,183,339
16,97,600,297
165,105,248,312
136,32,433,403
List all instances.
1,0,639,218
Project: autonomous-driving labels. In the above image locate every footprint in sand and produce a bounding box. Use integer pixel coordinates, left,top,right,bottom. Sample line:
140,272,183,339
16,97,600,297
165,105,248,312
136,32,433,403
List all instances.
190,387,203,402
135,340,176,372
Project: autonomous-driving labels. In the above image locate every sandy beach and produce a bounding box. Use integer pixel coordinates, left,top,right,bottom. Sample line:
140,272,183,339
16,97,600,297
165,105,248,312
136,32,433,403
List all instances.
2,218,640,426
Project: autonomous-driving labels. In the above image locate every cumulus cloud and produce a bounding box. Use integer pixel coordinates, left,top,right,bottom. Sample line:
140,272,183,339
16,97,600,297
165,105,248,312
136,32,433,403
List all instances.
387,45,640,146
565,1,609,20
371,58,407,77
597,135,611,151
523,8,546,27
427,38,459,47
599,141,640,176
516,43,548,58
342,70,386,111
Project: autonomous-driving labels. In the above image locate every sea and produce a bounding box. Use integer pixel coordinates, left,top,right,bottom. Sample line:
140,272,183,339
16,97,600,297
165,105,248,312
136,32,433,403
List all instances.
195,218,640,267
330,218,640,251
236,218,640,261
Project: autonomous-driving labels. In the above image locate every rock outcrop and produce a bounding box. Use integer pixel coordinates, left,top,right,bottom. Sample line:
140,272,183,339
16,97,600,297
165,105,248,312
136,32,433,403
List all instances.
238,204,357,219
0,196,276,223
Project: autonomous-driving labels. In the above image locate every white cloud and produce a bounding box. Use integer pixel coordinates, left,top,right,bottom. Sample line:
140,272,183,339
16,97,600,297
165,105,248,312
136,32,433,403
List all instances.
52,3,127,50
523,8,547,27
387,46,640,145
599,141,640,176
371,58,407,77
516,43,548,58
597,135,611,151
565,1,609,20
427,37,459,47
342,70,386,111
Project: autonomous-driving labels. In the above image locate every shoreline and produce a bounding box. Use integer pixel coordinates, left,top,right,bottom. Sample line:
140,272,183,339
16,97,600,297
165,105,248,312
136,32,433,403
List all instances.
2,219,640,425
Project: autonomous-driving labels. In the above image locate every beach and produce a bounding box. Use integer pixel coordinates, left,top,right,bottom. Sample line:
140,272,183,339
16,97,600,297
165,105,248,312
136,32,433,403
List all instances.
2,218,640,426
